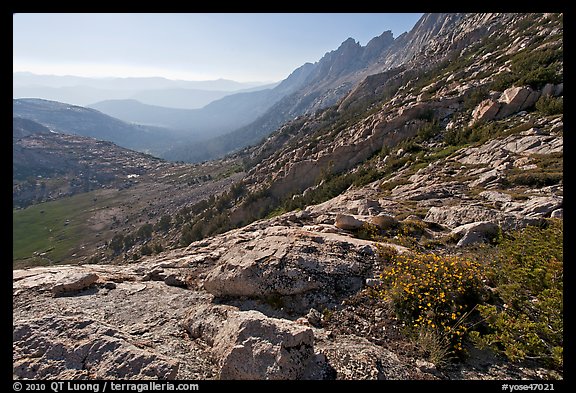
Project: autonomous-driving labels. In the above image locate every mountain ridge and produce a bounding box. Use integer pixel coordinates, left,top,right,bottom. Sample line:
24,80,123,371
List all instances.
161,30,396,162
12,98,186,156
173,13,546,165
163,14,484,162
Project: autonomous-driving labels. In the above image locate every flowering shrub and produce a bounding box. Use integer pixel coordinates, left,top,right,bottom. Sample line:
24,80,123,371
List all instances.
375,219,563,372
470,219,563,369
378,251,487,357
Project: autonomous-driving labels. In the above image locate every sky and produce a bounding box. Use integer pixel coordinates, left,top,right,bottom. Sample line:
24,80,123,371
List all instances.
13,13,424,83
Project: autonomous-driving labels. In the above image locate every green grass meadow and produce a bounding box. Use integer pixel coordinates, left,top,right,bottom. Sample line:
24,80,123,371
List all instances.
13,190,113,267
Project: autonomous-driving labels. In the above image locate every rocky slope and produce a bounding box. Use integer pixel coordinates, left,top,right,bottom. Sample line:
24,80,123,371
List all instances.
235,13,562,208
13,12,563,380
13,139,562,378
13,110,562,379
13,117,245,266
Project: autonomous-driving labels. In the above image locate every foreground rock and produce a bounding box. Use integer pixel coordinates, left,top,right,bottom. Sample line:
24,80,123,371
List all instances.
184,305,327,380
200,224,384,312
470,84,561,125
214,310,319,380
316,334,411,380
13,315,178,379
12,220,401,380
451,221,500,247
13,207,560,381
13,264,218,380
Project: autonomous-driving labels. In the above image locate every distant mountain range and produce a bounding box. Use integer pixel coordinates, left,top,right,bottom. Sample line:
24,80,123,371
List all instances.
13,72,276,109
13,98,186,157
88,63,314,138
88,87,281,137
162,30,400,162
13,63,315,156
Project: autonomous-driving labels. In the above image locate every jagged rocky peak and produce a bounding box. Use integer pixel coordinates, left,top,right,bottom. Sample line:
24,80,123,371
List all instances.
314,34,394,78
341,36,360,47
274,62,316,95
312,37,363,79
362,30,394,61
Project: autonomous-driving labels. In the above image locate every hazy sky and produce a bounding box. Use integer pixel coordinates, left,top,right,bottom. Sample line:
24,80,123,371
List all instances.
13,13,423,82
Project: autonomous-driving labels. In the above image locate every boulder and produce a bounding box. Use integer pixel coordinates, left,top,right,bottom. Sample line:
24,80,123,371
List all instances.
470,99,501,124
208,309,320,379
369,214,398,230
183,304,326,380
496,86,540,118
335,214,366,230
202,235,303,297
201,229,372,304
51,272,99,297
451,221,500,247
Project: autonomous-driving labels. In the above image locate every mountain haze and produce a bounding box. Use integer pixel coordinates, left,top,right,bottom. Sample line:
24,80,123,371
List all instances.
13,98,183,156
91,88,282,137
162,33,397,162
13,72,275,109
166,13,554,164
